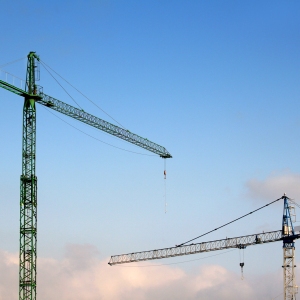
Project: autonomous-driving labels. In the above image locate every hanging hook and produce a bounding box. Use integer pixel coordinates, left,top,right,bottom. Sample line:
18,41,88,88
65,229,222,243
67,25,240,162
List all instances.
240,262,244,280
164,159,167,213
239,245,245,280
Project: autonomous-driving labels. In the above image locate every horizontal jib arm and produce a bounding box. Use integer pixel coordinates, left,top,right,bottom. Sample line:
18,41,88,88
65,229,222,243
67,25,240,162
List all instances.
0,80,28,97
36,93,172,158
108,230,283,265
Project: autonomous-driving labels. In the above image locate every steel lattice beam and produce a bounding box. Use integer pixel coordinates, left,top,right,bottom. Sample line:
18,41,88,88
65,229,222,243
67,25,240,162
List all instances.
0,80,27,97
35,93,172,158
108,230,284,265
0,52,172,300
19,52,38,300
282,197,298,300
0,78,172,159
283,247,296,300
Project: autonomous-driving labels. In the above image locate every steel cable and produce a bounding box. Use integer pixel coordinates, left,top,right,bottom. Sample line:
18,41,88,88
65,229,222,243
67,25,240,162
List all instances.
0,57,26,68
39,59,126,129
42,106,157,156
176,196,285,246
39,61,83,110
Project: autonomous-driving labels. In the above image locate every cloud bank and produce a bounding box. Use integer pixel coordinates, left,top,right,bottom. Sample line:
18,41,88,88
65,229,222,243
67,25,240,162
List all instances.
0,244,285,300
245,170,300,201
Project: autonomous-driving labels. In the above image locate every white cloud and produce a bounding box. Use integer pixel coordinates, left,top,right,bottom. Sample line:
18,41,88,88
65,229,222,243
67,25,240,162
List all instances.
0,244,289,300
245,170,300,201
0,250,18,300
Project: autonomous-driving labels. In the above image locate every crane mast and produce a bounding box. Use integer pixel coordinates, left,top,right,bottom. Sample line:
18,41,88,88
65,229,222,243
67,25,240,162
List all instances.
282,196,298,299
20,52,40,300
0,52,172,300
109,195,299,300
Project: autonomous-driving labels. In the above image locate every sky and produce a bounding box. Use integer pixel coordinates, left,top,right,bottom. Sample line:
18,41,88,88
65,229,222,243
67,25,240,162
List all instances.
0,0,300,299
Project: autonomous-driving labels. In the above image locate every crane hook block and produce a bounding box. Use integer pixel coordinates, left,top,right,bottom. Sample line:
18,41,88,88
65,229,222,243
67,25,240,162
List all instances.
240,262,244,280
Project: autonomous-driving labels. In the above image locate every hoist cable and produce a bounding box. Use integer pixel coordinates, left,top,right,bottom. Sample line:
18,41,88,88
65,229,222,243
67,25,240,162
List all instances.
164,158,167,213
0,66,25,81
271,292,283,300
288,199,300,209
40,61,84,110
0,57,26,68
42,106,157,156
0,68,24,81
39,59,126,129
176,196,285,247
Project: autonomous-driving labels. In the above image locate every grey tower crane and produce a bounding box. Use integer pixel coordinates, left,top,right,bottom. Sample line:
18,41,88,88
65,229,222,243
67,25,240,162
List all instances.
109,195,298,300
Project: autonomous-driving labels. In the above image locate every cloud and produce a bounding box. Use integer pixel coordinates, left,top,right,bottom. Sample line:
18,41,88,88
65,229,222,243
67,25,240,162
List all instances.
0,244,289,300
0,250,18,300
245,170,300,201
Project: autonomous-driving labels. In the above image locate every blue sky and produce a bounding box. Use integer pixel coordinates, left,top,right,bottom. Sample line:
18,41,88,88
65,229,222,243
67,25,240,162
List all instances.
0,1,300,299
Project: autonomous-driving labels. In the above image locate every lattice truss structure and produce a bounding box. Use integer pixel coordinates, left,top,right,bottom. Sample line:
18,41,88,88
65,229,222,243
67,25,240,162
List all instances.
282,200,298,300
19,55,38,300
283,246,297,300
109,196,300,300
0,52,172,300
109,230,282,265
36,93,172,158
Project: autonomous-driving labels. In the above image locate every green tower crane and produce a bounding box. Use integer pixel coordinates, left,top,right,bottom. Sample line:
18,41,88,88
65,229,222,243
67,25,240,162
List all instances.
0,51,172,300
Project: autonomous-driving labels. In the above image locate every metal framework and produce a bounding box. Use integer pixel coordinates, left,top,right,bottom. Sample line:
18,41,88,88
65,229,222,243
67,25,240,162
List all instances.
108,230,283,265
0,52,172,300
282,196,298,299
36,93,172,158
109,195,299,300
283,247,297,300
19,52,39,300
0,81,172,159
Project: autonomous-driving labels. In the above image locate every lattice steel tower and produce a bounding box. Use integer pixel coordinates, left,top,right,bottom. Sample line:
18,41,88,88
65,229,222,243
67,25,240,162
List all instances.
0,51,171,300
19,52,40,300
109,195,299,300
282,196,298,300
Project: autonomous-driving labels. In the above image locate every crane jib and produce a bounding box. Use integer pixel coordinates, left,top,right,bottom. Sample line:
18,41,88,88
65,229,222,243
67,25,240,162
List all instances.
36,93,172,158
0,52,172,300
108,230,300,265
0,77,172,158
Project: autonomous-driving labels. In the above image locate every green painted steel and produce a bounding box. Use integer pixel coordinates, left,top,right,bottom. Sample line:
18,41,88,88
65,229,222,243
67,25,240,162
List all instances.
0,80,28,97
0,81,171,158
36,93,172,158
0,51,172,300
19,52,39,300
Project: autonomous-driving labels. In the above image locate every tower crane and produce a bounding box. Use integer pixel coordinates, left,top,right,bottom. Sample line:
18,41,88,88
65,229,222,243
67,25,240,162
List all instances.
109,195,299,300
0,52,172,300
